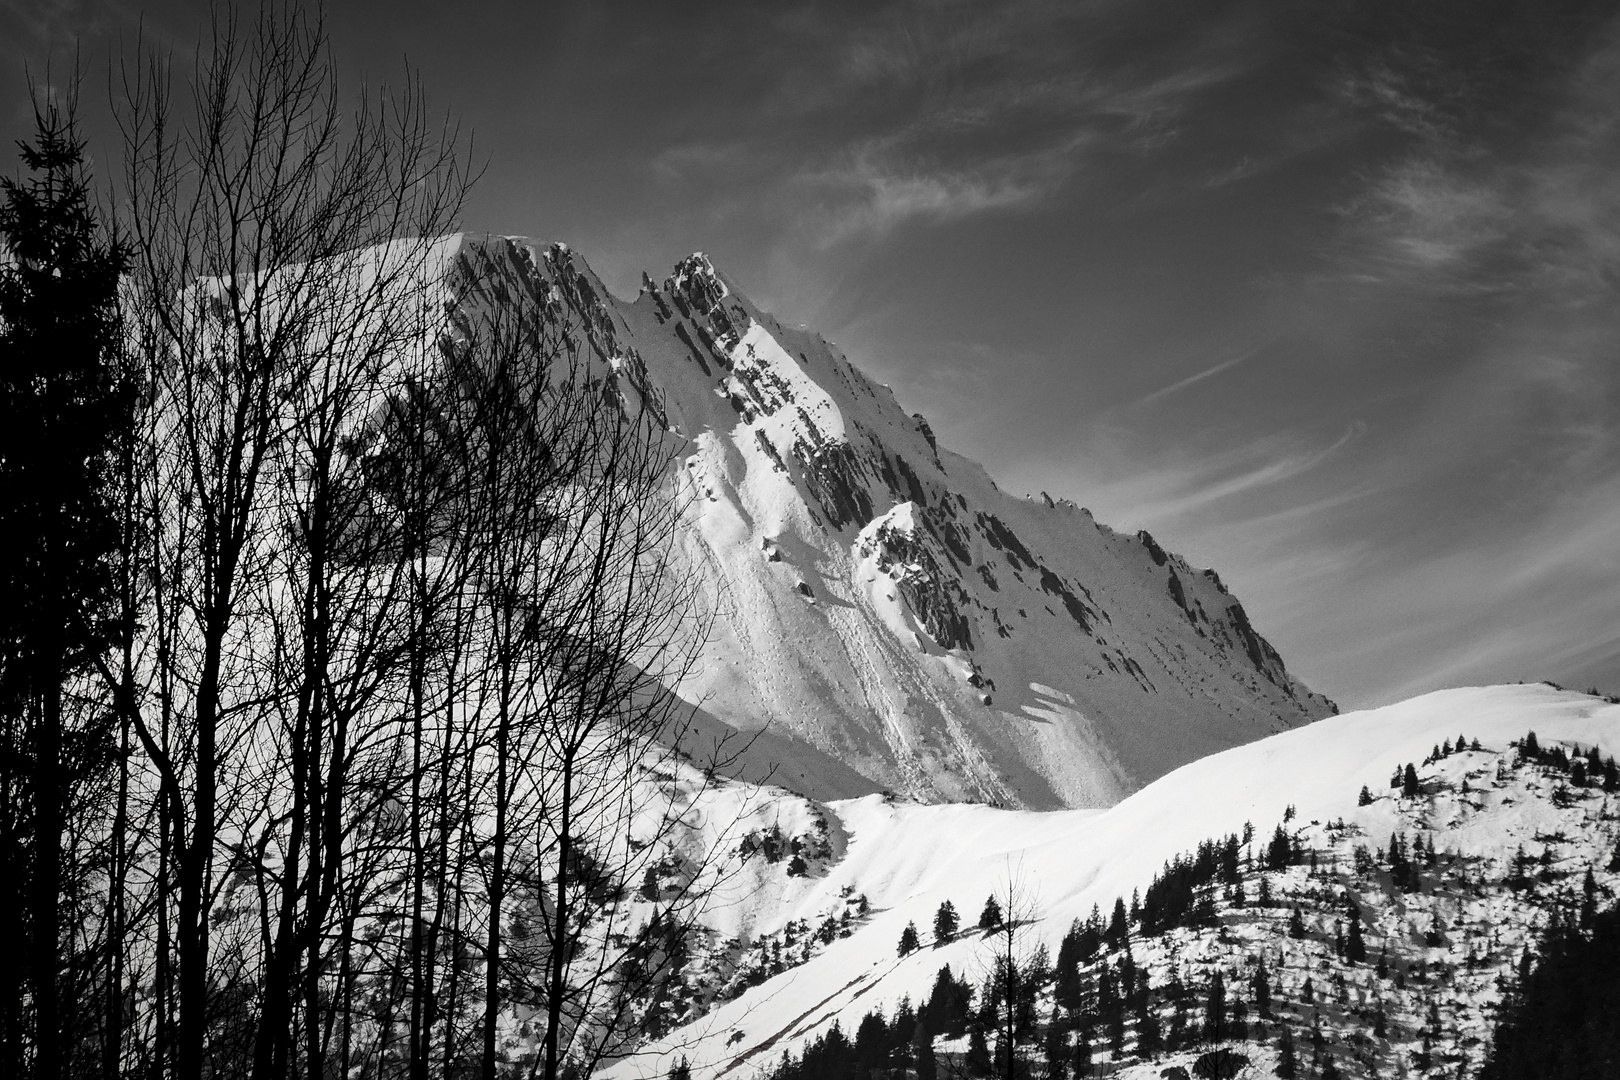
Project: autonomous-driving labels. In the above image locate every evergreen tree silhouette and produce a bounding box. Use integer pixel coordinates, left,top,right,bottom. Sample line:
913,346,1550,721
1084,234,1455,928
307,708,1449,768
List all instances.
1276,1026,1298,1079
914,1017,937,1080
0,93,129,1080
979,893,1003,931
1204,970,1226,1043
967,1028,992,1075
1345,907,1367,963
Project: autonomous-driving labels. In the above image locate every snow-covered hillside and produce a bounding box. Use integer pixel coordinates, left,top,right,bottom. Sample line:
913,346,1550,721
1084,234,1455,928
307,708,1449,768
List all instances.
433,235,1334,809
602,683,1620,1080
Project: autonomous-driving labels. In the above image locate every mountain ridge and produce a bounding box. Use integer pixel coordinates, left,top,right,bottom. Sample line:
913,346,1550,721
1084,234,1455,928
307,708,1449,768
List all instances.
439,234,1334,808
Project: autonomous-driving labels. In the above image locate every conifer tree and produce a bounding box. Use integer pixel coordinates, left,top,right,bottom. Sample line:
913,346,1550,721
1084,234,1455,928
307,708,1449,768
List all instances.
1266,824,1293,870
980,893,1003,931
1138,1003,1163,1059
1107,897,1129,944
0,93,129,1080
1276,1026,1298,1079
1402,763,1421,798
914,1018,938,1080
1289,908,1306,939
934,900,959,942
899,921,921,956
967,1028,992,1075
1345,907,1367,963
1204,970,1226,1043
927,964,973,1037
1072,1024,1092,1077
1252,960,1271,1019
1041,1023,1067,1079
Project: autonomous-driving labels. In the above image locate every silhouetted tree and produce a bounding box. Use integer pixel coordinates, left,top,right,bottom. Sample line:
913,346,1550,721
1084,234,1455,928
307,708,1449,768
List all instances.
0,87,129,1080
1345,907,1367,963
1204,971,1226,1043
1276,1026,1298,1079
914,1017,937,1080
980,894,1003,931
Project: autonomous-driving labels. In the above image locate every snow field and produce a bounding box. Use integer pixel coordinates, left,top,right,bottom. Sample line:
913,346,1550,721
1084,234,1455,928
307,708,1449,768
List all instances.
603,684,1620,1079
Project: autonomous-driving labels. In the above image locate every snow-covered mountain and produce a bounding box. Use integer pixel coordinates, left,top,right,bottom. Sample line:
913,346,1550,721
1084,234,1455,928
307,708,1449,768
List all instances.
441,235,1334,809
602,682,1620,1080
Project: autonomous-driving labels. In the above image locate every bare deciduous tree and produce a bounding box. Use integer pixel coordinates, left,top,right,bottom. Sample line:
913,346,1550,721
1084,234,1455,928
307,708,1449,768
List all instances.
113,6,468,1077
0,10,751,1080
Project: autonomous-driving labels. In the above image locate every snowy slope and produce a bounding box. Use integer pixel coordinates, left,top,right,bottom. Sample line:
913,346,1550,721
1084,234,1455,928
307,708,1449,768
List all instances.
600,683,1620,1079
431,235,1334,809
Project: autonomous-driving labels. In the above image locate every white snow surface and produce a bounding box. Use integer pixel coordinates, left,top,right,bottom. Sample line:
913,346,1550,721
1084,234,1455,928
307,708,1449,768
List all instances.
600,683,1620,1079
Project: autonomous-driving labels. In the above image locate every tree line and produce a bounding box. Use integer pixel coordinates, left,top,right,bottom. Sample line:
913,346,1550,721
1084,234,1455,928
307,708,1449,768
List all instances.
0,8,725,1080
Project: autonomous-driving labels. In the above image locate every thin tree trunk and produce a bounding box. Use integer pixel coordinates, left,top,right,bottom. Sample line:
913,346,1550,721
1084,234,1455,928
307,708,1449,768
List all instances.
32,627,65,1080
0,695,20,1079
104,695,130,1080
542,753,575,1080
480,643,513,1080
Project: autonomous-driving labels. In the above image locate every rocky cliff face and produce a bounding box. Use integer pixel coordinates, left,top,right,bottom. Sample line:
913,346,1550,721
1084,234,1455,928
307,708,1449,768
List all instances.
437,235,1336,809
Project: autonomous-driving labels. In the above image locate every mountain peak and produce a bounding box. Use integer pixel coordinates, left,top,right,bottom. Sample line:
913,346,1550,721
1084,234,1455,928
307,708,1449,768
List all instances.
438,236,1335,808
664,252,729,318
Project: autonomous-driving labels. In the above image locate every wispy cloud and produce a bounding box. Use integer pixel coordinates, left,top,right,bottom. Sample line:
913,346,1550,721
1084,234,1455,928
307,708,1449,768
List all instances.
1360,158,1511,272
692,0,1270,250
1132,338,1276,407
793,138,1080,246
1335,20,1620,296
1053,422,1366,535
1338,63,1457,140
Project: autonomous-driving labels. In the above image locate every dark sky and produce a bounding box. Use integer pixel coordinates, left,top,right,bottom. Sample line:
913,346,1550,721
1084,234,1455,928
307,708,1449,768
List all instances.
5,0,1620,708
